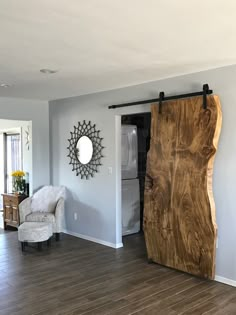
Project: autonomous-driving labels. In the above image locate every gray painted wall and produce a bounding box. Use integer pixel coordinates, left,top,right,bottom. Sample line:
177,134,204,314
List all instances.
50,64,236,281
0,97,50,191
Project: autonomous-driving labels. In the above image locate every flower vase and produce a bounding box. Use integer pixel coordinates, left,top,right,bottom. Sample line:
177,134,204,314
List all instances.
13,177,25,195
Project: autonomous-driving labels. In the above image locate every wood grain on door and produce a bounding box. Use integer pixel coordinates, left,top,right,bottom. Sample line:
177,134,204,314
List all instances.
144,95,222,279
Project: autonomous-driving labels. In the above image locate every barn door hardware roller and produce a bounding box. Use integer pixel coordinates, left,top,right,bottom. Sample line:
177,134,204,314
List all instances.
108,84,213,110
159,91,165,114
202,84,209,110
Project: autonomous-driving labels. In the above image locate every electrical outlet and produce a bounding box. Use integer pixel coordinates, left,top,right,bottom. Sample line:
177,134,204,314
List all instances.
74,212,78,221
108,166,112,175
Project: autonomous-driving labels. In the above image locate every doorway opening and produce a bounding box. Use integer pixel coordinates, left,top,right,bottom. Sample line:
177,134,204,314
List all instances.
121,112,151,241
0,119,32,231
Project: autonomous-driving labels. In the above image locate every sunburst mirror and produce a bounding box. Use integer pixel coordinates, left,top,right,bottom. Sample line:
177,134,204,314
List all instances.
67,120,104,179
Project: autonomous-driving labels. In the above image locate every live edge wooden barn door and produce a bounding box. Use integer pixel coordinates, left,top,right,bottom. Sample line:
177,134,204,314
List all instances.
143,95,222,279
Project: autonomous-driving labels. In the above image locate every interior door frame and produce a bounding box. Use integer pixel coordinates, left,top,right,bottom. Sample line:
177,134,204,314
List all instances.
115,105,151,247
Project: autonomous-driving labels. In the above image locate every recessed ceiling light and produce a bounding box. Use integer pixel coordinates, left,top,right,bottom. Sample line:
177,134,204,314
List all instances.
0,83,11,88
40,69,58,74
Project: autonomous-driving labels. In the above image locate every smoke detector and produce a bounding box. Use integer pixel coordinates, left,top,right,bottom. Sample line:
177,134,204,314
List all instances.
40,69,58,74
0,83,11,88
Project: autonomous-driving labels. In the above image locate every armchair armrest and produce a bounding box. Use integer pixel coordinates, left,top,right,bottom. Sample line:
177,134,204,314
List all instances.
55,197,65,232
19,197,32,223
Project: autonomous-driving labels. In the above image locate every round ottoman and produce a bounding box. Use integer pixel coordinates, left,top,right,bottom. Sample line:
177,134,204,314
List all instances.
18,222,53,251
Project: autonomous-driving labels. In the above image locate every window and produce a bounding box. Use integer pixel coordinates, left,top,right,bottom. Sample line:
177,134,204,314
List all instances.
0,134,3,210
6,133,22,193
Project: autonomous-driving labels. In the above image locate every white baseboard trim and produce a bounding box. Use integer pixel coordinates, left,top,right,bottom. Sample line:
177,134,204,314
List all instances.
215,275,236,287
63,229,123,249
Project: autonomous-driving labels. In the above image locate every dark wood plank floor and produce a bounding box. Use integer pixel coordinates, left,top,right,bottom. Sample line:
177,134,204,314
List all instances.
0,230,236,315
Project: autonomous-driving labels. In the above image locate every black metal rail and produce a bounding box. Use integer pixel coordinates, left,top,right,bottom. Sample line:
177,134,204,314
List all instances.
108,84,212,112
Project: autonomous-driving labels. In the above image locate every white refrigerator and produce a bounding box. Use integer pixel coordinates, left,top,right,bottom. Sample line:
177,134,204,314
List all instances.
121,125,140,236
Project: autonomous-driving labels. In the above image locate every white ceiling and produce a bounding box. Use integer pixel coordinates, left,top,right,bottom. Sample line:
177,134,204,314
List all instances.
1,0,236,101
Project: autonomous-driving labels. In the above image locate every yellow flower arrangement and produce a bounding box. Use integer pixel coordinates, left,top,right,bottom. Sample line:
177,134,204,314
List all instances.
11,170,25,177
11,170,26,194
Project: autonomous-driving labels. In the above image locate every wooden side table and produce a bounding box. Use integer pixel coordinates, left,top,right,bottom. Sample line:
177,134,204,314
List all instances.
2,193,28,230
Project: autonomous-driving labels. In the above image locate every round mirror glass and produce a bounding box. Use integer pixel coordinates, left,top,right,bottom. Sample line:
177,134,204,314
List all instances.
76,136,93,164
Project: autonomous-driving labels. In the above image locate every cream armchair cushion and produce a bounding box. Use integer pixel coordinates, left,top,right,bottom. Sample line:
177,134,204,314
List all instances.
19,186,65,234
31,186,65,213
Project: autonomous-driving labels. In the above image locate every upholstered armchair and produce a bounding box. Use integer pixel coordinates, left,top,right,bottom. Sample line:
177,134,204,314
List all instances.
19,186,65,241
